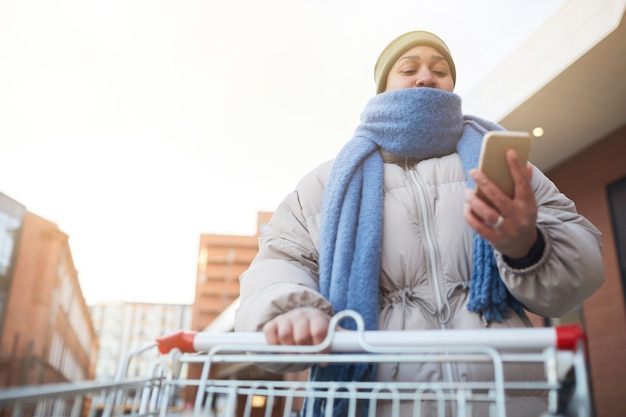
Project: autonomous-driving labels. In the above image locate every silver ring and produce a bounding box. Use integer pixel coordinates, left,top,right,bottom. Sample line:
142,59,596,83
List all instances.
493,215,504,229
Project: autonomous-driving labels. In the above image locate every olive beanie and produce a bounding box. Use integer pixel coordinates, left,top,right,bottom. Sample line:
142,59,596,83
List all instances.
374,30,456,94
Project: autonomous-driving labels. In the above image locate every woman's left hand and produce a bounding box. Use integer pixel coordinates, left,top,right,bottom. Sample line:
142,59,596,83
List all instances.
463,149,538,259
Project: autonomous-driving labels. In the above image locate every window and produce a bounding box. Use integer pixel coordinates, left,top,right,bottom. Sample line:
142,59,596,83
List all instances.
607,176,626,306
0,194,25,339
0,211,21,277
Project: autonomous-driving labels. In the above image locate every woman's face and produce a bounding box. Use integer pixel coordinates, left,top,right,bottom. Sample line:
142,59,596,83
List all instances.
385,45,454,92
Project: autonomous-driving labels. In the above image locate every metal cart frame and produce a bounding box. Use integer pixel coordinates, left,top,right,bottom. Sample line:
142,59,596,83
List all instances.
0,311,590,417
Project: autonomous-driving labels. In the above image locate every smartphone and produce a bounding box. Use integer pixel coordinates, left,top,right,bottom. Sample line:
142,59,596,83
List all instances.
475,131,533,204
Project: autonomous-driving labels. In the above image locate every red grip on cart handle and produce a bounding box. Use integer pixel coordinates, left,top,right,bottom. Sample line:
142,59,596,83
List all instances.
156,331,197,354
555,324,586,351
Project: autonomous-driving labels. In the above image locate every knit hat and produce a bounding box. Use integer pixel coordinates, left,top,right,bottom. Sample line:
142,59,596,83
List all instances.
374,30,456,94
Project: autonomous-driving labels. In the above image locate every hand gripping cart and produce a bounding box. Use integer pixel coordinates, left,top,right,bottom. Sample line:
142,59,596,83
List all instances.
0,311,591,417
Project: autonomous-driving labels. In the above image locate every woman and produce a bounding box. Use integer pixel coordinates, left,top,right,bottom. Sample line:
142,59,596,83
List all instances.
234,30,604,416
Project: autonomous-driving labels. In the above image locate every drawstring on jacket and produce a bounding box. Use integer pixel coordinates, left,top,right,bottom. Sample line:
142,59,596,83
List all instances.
384,282,470,377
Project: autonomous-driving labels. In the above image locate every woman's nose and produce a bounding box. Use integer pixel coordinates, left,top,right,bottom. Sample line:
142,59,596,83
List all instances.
414,69,435,88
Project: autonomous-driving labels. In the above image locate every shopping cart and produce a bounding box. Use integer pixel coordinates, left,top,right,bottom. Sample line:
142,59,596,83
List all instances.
0,310,590,417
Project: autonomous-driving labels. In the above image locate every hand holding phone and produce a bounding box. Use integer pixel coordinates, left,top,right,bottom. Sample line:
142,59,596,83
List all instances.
475,131,533,205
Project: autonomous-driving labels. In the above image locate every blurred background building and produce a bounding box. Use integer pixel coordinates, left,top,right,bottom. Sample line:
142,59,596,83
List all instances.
191,211,271,334
0,192,98,393
89,301,192,381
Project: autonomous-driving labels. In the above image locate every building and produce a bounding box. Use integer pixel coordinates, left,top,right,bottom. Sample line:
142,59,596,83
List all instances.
0,192,26,355
0,194,98,395
89,301,192,380
192,211,272,333
187,212,275,409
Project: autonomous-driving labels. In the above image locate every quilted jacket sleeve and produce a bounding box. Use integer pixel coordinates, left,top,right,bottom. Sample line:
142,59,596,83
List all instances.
234,165,334,332
496,165,604,317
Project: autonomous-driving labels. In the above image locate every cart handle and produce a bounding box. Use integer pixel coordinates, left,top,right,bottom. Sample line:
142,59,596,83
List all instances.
156,322,586,355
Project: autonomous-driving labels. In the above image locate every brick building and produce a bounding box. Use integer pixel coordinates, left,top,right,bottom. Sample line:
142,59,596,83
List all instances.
0,192,26,353
542,128,626,415
192,212,272,333
187,211,275,408
0,195,98,397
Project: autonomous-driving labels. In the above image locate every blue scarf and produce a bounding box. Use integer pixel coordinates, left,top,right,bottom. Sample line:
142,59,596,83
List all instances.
309,88,524,417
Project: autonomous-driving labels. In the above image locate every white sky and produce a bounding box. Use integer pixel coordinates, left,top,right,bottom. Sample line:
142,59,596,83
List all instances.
0,0,567,305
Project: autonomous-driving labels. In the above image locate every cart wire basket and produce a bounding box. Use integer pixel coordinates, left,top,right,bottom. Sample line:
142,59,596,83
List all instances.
0,310,591,417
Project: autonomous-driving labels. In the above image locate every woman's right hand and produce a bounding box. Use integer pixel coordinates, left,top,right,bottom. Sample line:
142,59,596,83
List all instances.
262,307,332,351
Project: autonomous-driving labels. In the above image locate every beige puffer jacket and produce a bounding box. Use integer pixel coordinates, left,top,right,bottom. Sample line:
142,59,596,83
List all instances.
235,152,604,416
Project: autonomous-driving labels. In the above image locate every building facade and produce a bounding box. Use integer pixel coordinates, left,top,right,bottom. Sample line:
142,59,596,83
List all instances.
192,212,272,333
0,200,98,391
542,126,626,416
0,192,26,356
89,301,192,380
187,212,273,408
